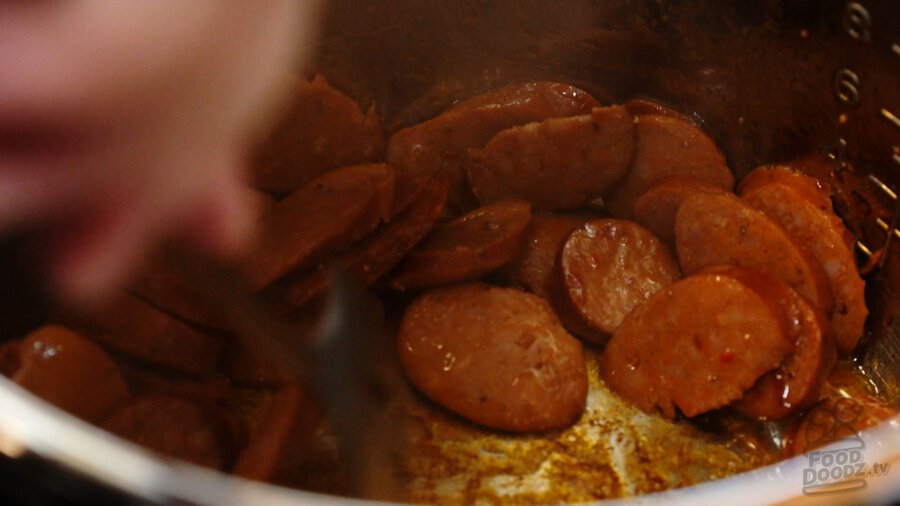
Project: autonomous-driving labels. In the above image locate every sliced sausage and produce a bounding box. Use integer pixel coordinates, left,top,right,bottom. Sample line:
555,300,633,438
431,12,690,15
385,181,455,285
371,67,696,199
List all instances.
13,325,129,423
560,219,680,340
606,114,733,218
445,81,599,114
624,98,698,124
342,177,450,285
784,153,876,249
127,188,276,330
387,200,532,291
738,165,834,214
116,358,233,402
467,105,635,211
632,176,729,246
279,178,450,310
399,283,587,432
504,213,591,299
601,273,795,418
103,396,240,470
82,291,223,375
740,181,866,354
251,74,385,195
232,384,322,482
675,192,834,314
387,82,599,215
705,267,837,420
126,258,227,331
243,163,395,290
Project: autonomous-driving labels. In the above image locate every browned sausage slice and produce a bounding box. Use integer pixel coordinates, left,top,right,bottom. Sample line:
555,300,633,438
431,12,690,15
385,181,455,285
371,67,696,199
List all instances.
13,325,129,423
446,81,599,114
601,273,794,418
624,98,698,124
632,176,729,246
675,192,833,314
738,165,834,214
783,153,872,249
243,163,395,290
279,178,450,310
504,213,591,299
387,81,599,214
467,106,634,211
127,258,228,331
233,384,321,482
740,181,866,354
606,114,733,218
387,200,531,291
251,74,385,195
103,396,239,470
704,267,837,420
560,219,680,339
116,358,234,402
82,291,223,375
399,283,587,432
126,188,276,330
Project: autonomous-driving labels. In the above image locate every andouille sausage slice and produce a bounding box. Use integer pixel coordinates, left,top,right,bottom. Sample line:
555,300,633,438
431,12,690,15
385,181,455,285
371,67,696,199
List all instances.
252,74,385,195
233,384,321,482
624,98,698,124
387,81,599,214
399,283,587,432
705,267,836,420
445,81,599,114
243,163,395,290
675,192,834,314
740,182,866,354
467,106,634,211
504,213,591,299
601,273,794,418
738,165,834,214
606,114,733,218
560,219,680,338
632,176,729,246
387,200,531,291
13,325,129,423
116,358,233,402
103,396,240,470
84,291,223,376
279,178,450,309
127,188,275,330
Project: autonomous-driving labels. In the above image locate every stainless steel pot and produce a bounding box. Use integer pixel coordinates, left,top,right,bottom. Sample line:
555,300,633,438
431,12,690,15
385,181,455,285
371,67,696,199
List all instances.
0,0,898,504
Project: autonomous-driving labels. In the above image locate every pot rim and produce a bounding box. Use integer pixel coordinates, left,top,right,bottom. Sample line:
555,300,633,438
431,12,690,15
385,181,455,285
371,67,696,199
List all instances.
0,375,897,505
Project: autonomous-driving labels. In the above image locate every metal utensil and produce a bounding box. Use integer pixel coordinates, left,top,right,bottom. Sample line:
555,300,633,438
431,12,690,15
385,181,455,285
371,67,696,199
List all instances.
161,250,405,500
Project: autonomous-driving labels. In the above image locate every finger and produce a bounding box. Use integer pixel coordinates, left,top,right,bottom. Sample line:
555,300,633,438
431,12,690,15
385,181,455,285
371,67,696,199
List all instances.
180,165,256,261
45,184,181,303
0,164,72,230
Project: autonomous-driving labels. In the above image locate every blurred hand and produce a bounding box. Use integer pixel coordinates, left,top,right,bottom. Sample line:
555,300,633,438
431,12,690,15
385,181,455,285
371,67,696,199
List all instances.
0,1,321,301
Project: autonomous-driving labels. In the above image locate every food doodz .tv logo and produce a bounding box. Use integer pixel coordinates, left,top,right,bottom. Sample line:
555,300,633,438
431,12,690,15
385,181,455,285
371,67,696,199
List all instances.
801,398,891,496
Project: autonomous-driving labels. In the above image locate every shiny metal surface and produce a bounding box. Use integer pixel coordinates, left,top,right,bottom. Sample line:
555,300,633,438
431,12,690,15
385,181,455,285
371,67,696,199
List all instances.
0,0,898,503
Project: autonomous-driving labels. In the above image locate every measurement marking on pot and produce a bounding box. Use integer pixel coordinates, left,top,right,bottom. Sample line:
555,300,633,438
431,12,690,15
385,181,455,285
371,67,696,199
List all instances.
882,108,900,130
868,175,897,201
875,218,900,240
843,2,871,42
833,69,861,106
